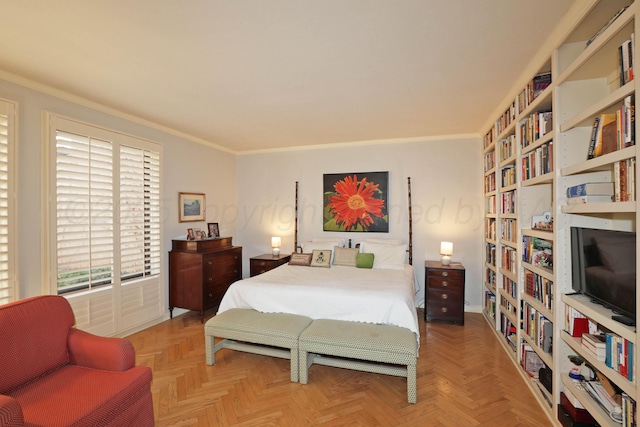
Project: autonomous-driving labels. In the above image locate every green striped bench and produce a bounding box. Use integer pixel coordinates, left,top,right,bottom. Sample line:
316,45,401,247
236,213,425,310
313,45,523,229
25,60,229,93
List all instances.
204,309,312,382
299,319,418,403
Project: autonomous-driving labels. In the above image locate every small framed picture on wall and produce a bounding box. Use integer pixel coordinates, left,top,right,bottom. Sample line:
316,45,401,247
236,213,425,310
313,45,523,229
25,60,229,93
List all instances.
179,192,206,222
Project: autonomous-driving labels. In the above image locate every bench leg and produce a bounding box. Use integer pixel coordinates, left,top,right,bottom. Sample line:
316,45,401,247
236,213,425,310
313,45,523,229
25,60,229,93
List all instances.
299,349,310,384
290,347,299,383
407,364,417,404
205,333,216,365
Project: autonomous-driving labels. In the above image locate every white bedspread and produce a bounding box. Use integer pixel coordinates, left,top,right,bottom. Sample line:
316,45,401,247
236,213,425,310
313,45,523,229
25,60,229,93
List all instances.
218,264,420,343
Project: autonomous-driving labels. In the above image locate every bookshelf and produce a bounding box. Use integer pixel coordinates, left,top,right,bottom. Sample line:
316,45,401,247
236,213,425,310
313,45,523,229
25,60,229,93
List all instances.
481,0,638,425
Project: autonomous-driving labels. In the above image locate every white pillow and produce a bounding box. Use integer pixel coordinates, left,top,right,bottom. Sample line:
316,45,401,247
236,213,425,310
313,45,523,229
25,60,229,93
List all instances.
312,237,346,248
301,241,342,263
332,246,359,267
360,241,407,270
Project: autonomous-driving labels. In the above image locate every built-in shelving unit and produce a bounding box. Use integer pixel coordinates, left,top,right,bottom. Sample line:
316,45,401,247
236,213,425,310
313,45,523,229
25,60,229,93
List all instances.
481,0,638,424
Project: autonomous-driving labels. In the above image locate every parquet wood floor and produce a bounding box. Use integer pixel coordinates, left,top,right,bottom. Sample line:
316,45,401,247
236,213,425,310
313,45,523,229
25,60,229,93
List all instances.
127,310,553,426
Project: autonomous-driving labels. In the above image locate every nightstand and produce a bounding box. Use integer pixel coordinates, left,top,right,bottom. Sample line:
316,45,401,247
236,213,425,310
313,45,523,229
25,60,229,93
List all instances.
425,261,465,325
250,253,291,277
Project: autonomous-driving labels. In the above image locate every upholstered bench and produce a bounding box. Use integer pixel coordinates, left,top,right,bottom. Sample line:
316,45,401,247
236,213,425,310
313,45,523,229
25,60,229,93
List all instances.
299,319,418,403
204,309,312,382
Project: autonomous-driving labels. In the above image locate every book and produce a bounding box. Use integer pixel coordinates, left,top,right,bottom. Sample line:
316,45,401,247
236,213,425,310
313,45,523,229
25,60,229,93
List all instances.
566,195,613,204
593,113,617,157
566,182,614,197
582,333,606,348
601,114,618,155
587,116,600,159
586,6,629,47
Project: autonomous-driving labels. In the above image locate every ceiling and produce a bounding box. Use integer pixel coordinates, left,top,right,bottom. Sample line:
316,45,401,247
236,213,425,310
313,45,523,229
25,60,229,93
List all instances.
0,0,578,153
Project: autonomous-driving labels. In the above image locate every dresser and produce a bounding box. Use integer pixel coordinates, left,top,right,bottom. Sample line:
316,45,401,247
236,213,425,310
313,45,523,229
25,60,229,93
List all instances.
169,237,242,321
424,261,465,325
249,253,291,276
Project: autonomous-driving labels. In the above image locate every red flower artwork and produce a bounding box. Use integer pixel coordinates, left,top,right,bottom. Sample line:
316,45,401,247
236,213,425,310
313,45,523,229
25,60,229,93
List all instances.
326,174,386,231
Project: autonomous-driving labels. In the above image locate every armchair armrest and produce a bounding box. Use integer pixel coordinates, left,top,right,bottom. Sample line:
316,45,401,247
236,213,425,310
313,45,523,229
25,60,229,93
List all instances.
67,328,136,371
0,395,24,426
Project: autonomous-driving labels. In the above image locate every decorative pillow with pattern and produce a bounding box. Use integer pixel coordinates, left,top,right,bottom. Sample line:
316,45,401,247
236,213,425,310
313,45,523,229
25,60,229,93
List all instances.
288,252,312,266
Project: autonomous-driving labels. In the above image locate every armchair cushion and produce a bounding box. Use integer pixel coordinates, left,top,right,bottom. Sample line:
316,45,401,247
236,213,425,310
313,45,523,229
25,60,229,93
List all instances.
9,365,152,427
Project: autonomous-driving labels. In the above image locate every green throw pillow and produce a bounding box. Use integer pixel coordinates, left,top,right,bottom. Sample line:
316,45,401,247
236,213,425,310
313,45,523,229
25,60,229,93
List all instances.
356,253,374,269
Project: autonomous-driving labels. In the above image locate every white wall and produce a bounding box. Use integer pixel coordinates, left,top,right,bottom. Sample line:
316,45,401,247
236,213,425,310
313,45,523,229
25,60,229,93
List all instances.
236,137,484,310
0,78,237,314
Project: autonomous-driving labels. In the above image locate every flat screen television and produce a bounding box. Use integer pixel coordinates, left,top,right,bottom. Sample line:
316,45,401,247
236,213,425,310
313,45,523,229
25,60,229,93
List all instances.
571,226,636,321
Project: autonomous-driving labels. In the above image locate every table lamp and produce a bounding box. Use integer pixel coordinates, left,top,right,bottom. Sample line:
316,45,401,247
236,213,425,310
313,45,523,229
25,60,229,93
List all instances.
440,241,453,266
271,236,281,256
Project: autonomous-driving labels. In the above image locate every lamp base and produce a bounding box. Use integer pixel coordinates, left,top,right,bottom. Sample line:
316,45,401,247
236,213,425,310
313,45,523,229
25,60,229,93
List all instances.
441,255,451,266
272,248,280,256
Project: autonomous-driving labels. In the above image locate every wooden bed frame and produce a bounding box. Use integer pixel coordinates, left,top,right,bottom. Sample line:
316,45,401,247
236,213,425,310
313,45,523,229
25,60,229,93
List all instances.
294,177,413,264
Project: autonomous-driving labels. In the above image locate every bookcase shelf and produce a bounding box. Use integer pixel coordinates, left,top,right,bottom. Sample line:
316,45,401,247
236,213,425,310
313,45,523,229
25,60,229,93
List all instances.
561,374,620,427
481,0,638,424
561,330,636,398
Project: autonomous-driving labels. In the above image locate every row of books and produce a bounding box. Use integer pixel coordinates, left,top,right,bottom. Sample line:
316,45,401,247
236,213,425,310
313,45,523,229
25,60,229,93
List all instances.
501,246,517,274
485,243,496,266
498,135,516,162
519,110,552,149
485,268,496,288
501,312,517,352
483,149,495,172
501,164,516,187
522,302,553,355
484,173,495,193
522,236,553,269
586,5,629,47
484,291,496,319
524,269,553,311
484,72,552,148
486,195,496,214
566,182,614,205
484,217,496,240
621,392,636,427
500,190,516,214
500,218,516,242
516,73,551,117
618,33,634,87
614,158,636,202
521,343,545,378
502,276,516,300
500,295,516,317
604,332,635,382
521,141,553,182
586,94,634,160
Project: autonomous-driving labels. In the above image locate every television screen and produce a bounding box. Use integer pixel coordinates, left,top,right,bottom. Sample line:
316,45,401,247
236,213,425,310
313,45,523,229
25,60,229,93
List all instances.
571,227,636,320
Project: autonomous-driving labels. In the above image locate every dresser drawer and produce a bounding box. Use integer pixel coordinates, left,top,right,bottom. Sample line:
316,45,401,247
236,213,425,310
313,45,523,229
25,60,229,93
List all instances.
428,276,464,292
427,268,464,279
426,300,464,323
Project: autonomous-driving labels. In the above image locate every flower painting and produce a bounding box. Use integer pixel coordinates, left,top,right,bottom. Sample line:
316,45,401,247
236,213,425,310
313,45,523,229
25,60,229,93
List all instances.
323,171,389,232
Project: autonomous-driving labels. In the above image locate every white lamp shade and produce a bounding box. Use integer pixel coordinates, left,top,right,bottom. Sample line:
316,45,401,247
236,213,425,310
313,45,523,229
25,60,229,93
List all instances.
440,241,453,256
271,237,281,256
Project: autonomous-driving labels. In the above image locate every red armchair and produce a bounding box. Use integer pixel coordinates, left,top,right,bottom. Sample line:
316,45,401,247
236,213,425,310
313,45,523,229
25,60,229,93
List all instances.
0,295,154,426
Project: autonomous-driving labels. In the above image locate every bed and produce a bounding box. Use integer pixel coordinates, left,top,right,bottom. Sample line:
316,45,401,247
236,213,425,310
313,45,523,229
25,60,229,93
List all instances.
217,177,419,340
217,262,420,342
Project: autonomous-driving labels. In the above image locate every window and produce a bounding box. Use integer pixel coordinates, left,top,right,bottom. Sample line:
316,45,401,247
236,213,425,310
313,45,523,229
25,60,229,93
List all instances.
47,114,162,334
0,99,16,305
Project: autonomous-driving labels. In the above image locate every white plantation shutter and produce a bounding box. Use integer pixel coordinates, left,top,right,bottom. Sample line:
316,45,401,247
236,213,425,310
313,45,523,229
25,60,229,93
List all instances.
55,131,114,293
120,146,161,281
0,100,15,305
48,115,162,334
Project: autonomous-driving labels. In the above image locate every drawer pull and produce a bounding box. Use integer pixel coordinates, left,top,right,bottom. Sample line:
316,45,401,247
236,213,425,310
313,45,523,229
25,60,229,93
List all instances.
442,271,448,277
259,261,266,266
441,294,448,300
208,277,213,281
207,261,212,265
441,307,448,313
208,293,213,297
442,281,448,287
235,255,238,260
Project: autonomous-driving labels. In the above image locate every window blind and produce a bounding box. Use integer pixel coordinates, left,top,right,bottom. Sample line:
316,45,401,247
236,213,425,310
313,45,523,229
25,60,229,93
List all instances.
0,100,14,305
